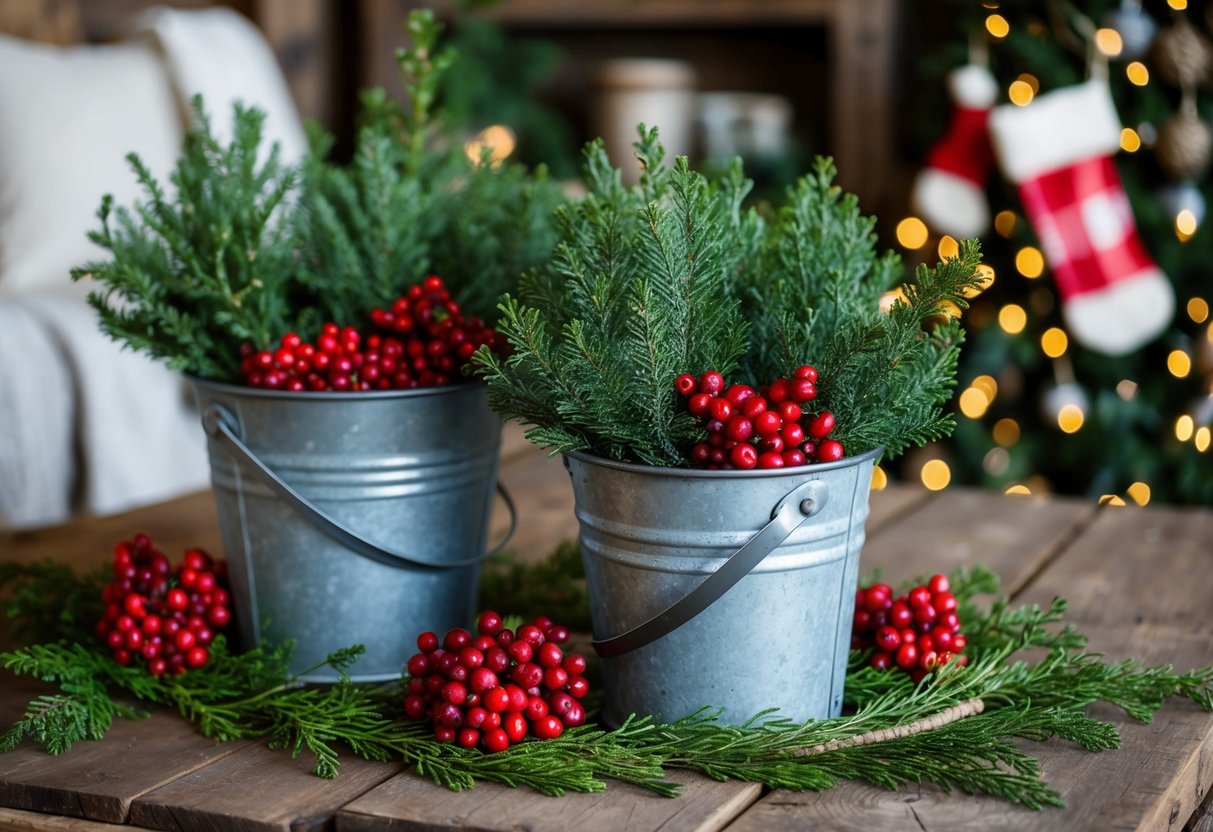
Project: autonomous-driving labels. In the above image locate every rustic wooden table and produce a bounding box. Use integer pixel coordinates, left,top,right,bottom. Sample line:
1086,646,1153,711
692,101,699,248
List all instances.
2,427,1212,832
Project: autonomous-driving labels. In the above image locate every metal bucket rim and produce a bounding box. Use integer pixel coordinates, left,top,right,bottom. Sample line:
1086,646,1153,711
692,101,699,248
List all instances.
188,375,486,402
565,444,883,479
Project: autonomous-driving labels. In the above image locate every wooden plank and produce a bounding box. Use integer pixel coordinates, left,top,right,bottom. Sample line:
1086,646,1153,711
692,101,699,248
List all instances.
0,806,127,831
729,501,1213,832
858,488,1096,594
0,678,250,825
129,742,400,832
0,492,221,570
864,483,932,536
337,767,760,832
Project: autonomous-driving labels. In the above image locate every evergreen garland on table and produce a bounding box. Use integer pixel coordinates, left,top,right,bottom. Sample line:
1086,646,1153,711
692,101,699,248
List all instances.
3,557,1210,807
474,131,985,466
71,100,297,381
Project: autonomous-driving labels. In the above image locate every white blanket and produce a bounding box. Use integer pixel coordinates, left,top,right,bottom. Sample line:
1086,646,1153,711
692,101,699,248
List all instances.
0,293,209,529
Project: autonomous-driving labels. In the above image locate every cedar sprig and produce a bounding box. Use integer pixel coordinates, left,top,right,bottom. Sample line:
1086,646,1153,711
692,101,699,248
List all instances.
72,98,296,381
292,9,562,325
474,128,753,464
3,556,1211,804
477,132,983,464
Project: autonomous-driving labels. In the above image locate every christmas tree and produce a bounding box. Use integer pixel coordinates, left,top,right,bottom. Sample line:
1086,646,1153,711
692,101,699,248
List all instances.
898,0,1213,506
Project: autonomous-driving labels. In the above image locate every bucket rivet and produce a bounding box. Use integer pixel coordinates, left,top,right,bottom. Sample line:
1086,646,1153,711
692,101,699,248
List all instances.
799,498,816,516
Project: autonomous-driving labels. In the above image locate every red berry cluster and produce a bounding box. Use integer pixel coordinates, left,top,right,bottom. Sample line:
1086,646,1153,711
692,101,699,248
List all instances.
851,574,969,683
94,535,232,676
403,611,590,753
675,366,843,469
240,275,500,391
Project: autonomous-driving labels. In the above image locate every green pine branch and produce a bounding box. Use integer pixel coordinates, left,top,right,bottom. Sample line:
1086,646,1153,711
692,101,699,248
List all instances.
72,98,297,381
3,554,1210,806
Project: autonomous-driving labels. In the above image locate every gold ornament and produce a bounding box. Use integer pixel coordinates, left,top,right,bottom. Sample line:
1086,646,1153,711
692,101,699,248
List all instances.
1156,109,1213,180
1151,16,1212,88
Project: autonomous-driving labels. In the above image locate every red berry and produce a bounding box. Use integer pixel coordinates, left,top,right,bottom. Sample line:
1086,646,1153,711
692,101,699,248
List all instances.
688,393,713,418
185,646,209,669
207,605,231,628
443,628,472,651
780,423,805,447
754,410,782,437
933,592,958,613
932,629,955,652
531,715,564,740
725,417,754,443
889,601,913,629
484,686,510,713
563,654,587,676
725,384,755,405
928,574,950,594
504,712,528,743
907,586,932,609
507,640,534,664
483,728,509,753
757,451,785,469
123,594,147,619
566,676,590,699
875,626,902,652
789,378,816,403
895,643,919,670
808,411,836,440
675,374,697,396
543,667,569,690
952,634,968,651
768,378,790,403
698,371,725,396
778,401,802,423
709,397,733,422
406,653,429,677
742,397,768,419
730,443,758,469
458,728,481,749
524,696,549,721
782,449,807,467
870,651,893,671
793,365,818,382
815,439,844,463
167,589,189,612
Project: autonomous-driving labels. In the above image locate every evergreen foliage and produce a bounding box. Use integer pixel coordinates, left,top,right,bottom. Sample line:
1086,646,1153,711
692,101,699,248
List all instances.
3,558,1210,806
476,133,984,464
72,10,561,381
71,100,297,380
292,10,564,326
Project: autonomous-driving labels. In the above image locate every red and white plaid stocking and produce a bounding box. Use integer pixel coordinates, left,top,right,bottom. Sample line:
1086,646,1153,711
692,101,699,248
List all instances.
912,64,998,238
990,80,1174,356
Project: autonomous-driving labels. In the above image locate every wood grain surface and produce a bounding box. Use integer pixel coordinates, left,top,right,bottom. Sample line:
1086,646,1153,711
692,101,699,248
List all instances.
337,768,761,832
128,743,400,832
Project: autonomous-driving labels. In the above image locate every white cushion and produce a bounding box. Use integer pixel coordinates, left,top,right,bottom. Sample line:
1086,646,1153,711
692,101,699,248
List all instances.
0,33,184,297
137,6,308,166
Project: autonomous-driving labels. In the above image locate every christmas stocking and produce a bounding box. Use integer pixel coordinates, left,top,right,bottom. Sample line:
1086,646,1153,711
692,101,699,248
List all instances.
912,64,999,238
989,80,1174,356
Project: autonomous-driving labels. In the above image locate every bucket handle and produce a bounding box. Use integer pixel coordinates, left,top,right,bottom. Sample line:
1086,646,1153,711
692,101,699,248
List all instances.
591,478,828,658
202,404,517,571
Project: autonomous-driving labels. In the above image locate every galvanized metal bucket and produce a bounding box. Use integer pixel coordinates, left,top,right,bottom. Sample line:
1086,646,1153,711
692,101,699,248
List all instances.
191,379,514,683
565,448,880,726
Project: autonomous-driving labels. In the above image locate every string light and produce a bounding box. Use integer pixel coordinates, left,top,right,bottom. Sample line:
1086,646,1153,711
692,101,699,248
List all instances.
920,459,952,491
1116,379,1138,401
986,14,1010,38
998,304,1027,334
1197,427,1212,452
1041,327,1068,358
1057,404,1085,433
1009,80,1035,106
993,418,1021,446
1005,484,1031,495
1120,128,1142,153
1176,414,1195,441
1188,297,1209,324
938,235,960,259
1167,349,1192,378
959,387,991,419
1094,28,1123,57
871,466,888,491
1127,482,1151,506
1177,210,1198,241
1099,494,1127,506
972,375,998,400
896,217,929,249
1015,247,1045,278
994,211,1017,237
464,124,517,167
1126,62,1149,86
